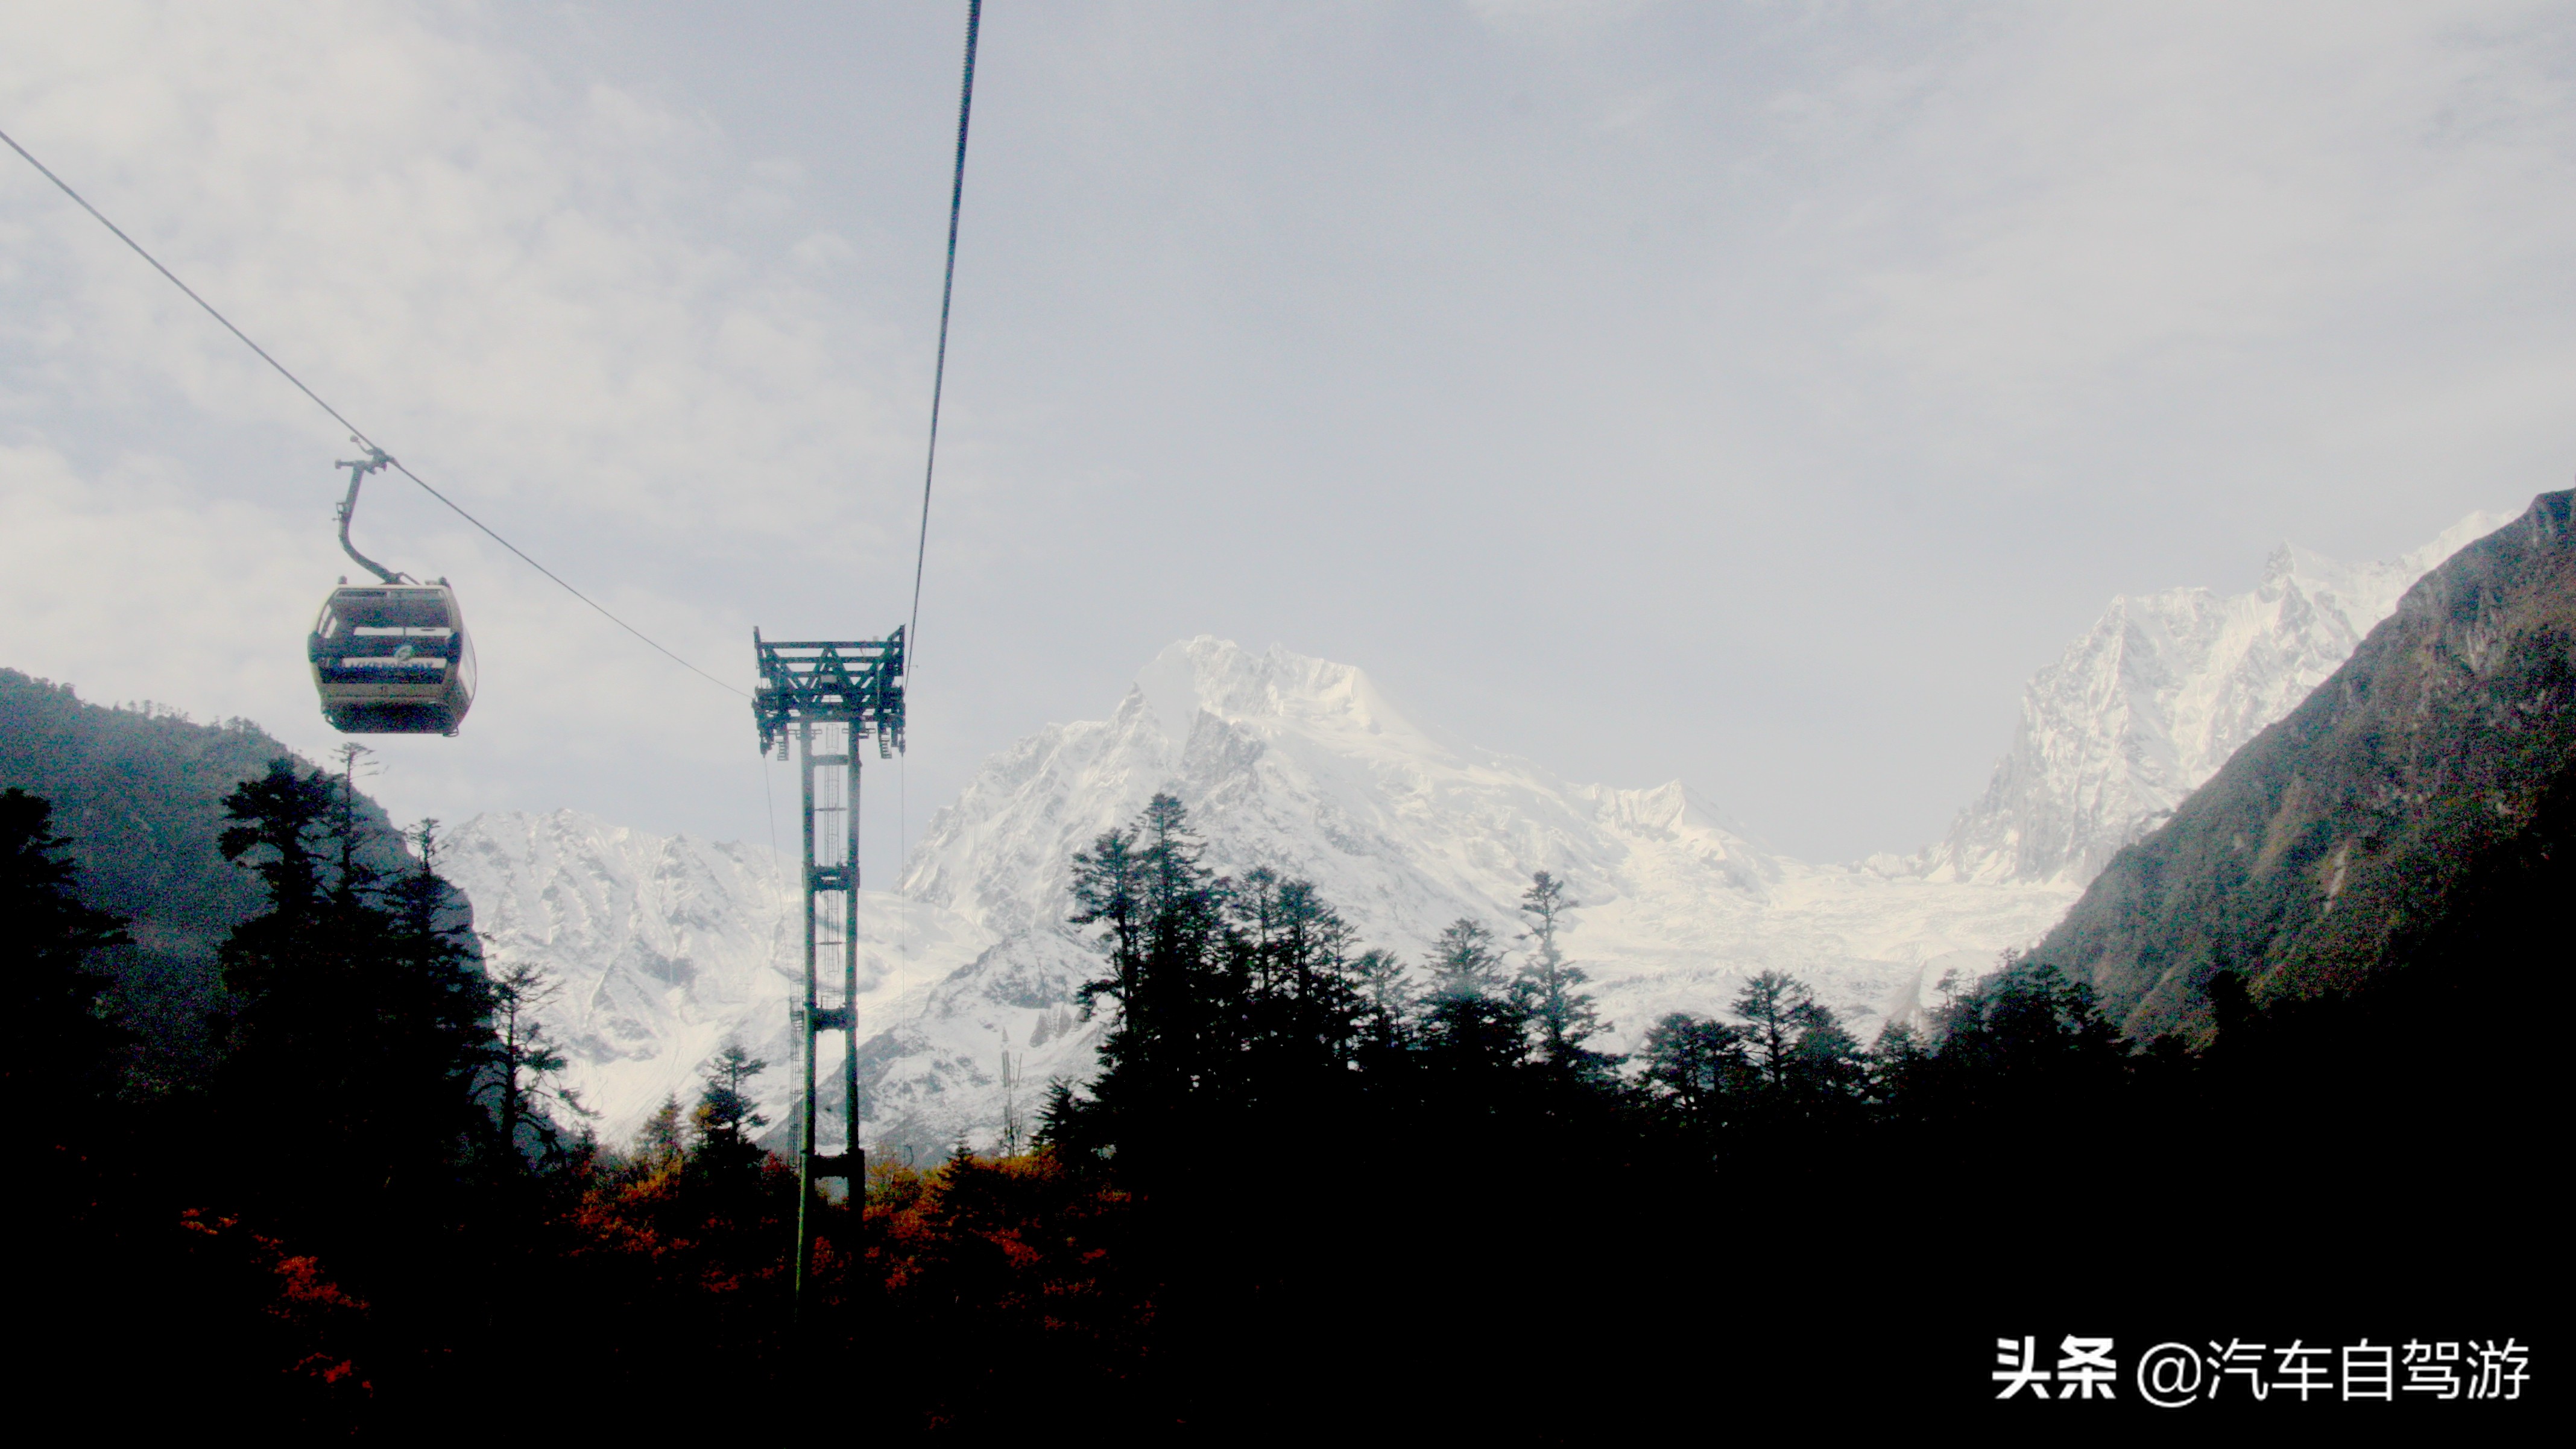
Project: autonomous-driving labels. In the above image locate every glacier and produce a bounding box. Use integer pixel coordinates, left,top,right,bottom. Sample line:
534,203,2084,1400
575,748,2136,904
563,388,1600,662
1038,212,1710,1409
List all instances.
437,513,2504,1157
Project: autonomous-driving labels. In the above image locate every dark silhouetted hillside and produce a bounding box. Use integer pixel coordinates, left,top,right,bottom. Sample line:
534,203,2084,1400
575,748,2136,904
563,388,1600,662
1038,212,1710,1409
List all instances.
0,669,419,1078
2035,490,2576,1040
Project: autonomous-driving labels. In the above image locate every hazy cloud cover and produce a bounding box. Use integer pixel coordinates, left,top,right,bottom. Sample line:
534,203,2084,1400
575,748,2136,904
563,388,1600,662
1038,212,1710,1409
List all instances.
4,1,2569,870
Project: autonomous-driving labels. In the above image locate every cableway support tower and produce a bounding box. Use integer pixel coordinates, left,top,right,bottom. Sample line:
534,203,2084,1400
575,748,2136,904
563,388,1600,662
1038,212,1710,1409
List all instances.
753,628,905,1312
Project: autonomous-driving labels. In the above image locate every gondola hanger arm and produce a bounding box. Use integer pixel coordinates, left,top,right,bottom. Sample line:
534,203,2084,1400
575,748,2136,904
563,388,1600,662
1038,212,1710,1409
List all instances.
334,441,409,584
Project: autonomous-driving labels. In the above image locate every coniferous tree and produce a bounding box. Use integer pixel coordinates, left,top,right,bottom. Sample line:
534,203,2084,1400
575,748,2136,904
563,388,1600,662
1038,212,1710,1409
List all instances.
1135,794,1224,1084
484,959,589,1167
1350,947,1414,1054
216,757,333,925
1512,871,1613,1082
1060,794,1230,1161
1035,1076,1099,1158
1723,970,1866,1128
213,758,493,1217
1223,865,1287,1093
1231,870,1366,1081
690,1039,771,1173
1055,823,1144,1160
1866,1019,1933,1111
1638,1011,1752,1131
1886,955,2129,1126
1,788,131,1123
1785,1011,1866,1100
1419,917,1527,1075
1424,917,1506,1000
636,1092,687,1173
1731,971,1828,1090
1070,824,1146,1014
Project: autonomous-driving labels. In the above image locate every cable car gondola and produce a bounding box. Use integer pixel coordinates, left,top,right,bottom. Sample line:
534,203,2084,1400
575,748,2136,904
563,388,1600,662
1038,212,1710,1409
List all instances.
308,447,476,736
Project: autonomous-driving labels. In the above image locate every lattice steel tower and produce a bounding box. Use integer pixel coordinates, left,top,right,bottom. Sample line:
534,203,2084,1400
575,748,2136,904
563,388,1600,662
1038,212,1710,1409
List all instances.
752,627,904,1310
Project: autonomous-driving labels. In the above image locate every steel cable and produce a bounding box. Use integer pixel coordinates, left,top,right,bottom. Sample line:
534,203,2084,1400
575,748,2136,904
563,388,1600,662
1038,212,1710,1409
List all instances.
899,0,985,1015
905,0,982,676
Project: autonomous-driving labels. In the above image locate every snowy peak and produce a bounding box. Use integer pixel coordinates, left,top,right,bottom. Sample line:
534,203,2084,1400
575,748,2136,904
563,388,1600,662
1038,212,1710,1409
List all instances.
874,634,2068,1154
1922,510,2511,884
426,509,2522,1159
1581,780,1776,879
1132,636,1455,760
907,636,1500,942
447,632,2089,1161
902,684,1181,939
910,636,1767,956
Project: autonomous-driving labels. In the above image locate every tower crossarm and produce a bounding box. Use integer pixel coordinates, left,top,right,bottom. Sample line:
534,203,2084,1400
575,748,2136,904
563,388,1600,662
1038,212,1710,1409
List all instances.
751,628,906,759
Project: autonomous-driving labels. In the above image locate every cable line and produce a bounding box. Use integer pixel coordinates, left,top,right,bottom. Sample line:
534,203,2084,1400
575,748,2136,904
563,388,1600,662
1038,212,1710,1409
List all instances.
906,0,983,677
1,121,747,701
898,0,985,1038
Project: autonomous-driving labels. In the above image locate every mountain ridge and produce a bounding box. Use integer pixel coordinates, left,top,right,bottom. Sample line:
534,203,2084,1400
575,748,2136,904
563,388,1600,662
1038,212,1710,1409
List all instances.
2031,489,2576,1038
1915,511,2506,883
438,512,2511,1151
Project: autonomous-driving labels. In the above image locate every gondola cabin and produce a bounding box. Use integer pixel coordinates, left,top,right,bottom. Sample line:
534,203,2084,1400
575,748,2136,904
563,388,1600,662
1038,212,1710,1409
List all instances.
309,582,476,735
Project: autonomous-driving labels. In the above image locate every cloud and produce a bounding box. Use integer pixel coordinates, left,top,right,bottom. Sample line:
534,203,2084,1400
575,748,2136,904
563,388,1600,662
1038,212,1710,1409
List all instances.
1,1,935,538
1462,0,1665,42
1790,4,2576,438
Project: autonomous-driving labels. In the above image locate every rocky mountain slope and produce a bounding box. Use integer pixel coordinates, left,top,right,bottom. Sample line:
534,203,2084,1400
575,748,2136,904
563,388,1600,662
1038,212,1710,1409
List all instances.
2032,490,2575,1040
1916,513,2504,883
441,810,993,1154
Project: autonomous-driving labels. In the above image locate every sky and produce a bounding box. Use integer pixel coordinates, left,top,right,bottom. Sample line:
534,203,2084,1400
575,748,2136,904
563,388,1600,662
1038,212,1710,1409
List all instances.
2,0,2570,872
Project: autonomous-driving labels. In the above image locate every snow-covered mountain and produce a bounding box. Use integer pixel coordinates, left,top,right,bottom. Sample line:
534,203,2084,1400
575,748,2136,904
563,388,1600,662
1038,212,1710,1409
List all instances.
442,511,2510,1155
899,640,2083,1047
441,811,993,1150
444,644,2080,1154
1915,513,2506,883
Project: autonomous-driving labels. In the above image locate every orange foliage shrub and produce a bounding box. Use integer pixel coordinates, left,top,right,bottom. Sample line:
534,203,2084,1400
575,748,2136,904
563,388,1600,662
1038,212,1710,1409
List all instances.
854,1149,1154,1422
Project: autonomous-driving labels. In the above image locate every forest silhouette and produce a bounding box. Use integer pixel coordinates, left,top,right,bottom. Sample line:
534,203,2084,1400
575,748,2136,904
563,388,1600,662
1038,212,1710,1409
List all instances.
11,730,2547,1432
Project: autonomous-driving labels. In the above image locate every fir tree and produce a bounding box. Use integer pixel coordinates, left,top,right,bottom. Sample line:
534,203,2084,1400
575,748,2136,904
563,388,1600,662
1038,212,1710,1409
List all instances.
215,757,333,924
1,788,132,1119
1885,955,2130,1125
1419,917,1528,1074
213,759,494,1216
636,1092,687,1172
1069,823,1146,1015
1424,917,1506,1002
1349,947,1414,1055
1231,870,1366,1078
1638,1011,1751,1129
1134,794,1225,1078
690,1039,771,1172
484,959,589,1166
1512,871,1613,1082
1729,970,1864,1114
1061,794,1230,1160
1731,971,1821,1092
